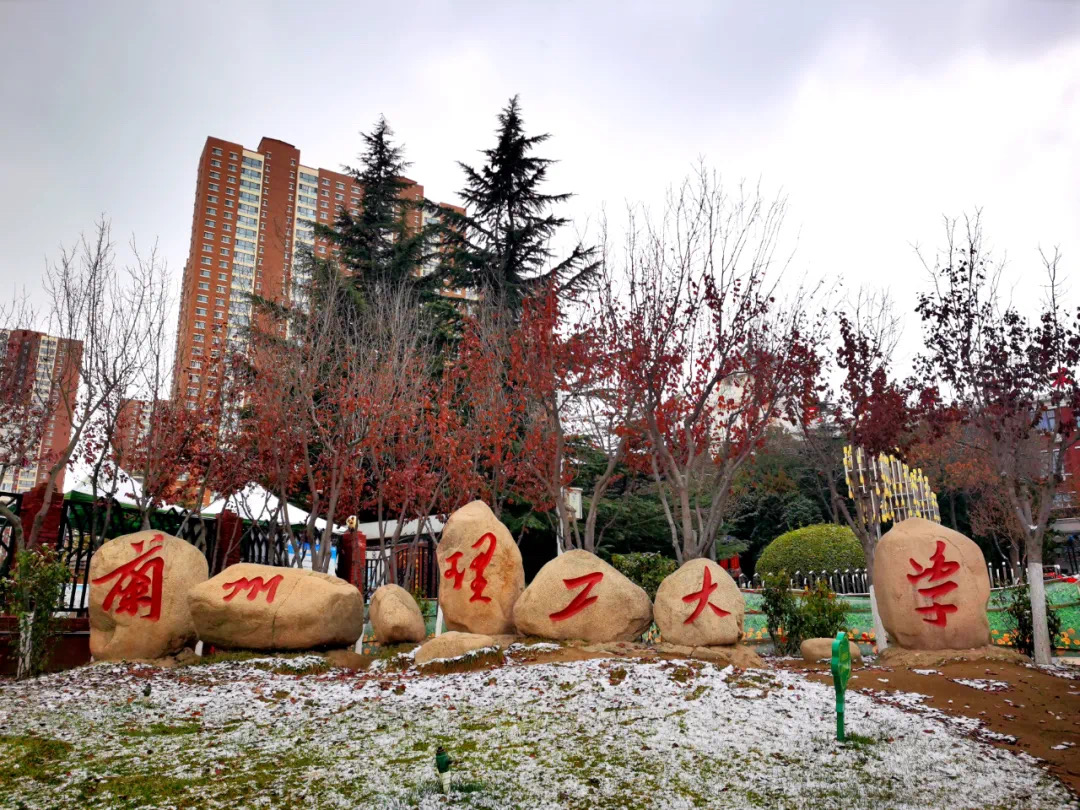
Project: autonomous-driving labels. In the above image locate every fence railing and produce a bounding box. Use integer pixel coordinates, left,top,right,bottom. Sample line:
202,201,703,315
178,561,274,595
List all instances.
363,537,438,602
736,563,1031,595
0,492,23,585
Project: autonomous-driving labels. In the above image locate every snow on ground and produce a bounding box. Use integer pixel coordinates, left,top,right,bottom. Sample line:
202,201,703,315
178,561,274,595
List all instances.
949,678,1011,692
0,657,1074,810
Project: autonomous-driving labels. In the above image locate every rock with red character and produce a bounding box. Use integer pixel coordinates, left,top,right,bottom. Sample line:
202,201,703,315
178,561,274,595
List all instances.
874,517,991,651
187,563,364,650
89,531,208,661
653,558,744,647
437,501,525,636
512,550,653,642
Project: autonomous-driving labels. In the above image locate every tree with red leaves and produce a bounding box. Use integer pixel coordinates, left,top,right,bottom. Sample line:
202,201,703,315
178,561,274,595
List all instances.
608,169,824,563
795,289,913,649
915,212,1080,665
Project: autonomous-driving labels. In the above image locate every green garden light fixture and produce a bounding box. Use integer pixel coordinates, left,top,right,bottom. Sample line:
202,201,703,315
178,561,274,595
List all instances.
831,631,852,741
435,745,452,794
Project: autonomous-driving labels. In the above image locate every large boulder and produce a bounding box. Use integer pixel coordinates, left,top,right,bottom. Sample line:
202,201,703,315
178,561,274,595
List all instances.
414,631,498,665
653,559,744,647
874,518,991,651
513,550,653,642
437,501,524,636
187,563,364,650
800,637,863,665
370,584,426,644
89,531,208,661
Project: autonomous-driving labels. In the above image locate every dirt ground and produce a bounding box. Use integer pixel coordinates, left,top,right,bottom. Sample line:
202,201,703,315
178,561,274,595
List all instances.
773,656,1080,797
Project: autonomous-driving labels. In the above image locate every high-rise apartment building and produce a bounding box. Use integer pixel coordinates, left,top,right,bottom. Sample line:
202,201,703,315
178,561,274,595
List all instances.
0,329,81,493
172,135,465,410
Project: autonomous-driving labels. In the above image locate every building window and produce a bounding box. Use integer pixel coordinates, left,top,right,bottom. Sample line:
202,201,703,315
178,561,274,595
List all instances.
218,273,227,280
224,212,232,220
321,189,329,196
200,269,210,278
212,147,222,156
222,223,232,232
227,176,236,185
206,207,216,216
197,295,208,303
200,256,211,265
226,188,234,196
208,183,218,191
203,231,214,240
209,171,220,180
202,244,212,253
225,199,234,207
207,195,218,203
335,193,344,201
198,282,209,290
215,310,224,319
210,159,220,168
220,248,230,255
218,261,228,268
221,236,231,244
216,285,226,293
195,307,206,316
215,298,225,307
194,320,205,329
229,152,238,160
321,178,329,186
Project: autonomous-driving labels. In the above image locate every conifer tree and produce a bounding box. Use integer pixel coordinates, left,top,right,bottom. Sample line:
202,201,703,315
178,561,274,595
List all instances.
320,116,439,299
443,96,597,308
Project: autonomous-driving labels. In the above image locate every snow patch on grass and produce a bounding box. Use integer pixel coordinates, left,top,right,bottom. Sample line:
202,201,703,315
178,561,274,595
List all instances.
0,657,1071,809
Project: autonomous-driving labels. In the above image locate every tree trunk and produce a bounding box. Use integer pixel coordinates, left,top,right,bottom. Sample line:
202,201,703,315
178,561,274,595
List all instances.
16,611,33,680
1026,539,1052,665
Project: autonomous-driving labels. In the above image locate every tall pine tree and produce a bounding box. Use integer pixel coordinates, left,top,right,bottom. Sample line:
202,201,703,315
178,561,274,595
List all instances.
320,116,440,299
443,96,597,309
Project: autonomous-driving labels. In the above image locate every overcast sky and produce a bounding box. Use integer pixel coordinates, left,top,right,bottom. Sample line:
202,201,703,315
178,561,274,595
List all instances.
1,0,1077,366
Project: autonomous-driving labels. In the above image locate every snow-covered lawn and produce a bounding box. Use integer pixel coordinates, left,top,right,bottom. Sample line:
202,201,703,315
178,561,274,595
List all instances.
0,654,1074,810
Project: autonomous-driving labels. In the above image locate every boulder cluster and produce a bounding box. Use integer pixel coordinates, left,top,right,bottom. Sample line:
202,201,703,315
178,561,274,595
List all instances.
87,506,994,665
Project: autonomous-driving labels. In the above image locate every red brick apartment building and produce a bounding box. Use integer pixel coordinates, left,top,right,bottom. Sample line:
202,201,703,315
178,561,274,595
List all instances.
0,330,81,493
172,135,465,410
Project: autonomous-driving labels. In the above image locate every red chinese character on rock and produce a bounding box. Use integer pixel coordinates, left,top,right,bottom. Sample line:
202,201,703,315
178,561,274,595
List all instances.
444,552,466,590
92,534,165,621
681,567,731,625
443,533,499,601
468,533,496,603
907,540,960,627
549,572,603,621
222,574,284,603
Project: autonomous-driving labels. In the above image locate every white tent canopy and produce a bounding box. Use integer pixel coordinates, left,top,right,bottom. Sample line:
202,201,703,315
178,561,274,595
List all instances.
203,483,342,532
354,515,445,543
63,455,143,506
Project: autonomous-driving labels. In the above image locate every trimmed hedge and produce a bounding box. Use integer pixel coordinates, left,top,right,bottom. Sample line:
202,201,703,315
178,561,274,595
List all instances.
755,524,865,578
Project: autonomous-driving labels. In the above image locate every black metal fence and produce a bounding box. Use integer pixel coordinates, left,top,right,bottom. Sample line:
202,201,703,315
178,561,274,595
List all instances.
0,492,23,585
362,536,438,601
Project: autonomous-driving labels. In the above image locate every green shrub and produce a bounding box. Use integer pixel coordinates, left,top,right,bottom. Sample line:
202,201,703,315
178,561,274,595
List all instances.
610,552,676,600
2,547,71,679
755,524,864,578
1004,580,1063,657
761,574,850,655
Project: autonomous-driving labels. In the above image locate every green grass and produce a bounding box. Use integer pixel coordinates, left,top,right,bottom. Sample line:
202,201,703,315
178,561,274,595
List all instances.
0,735,72,785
